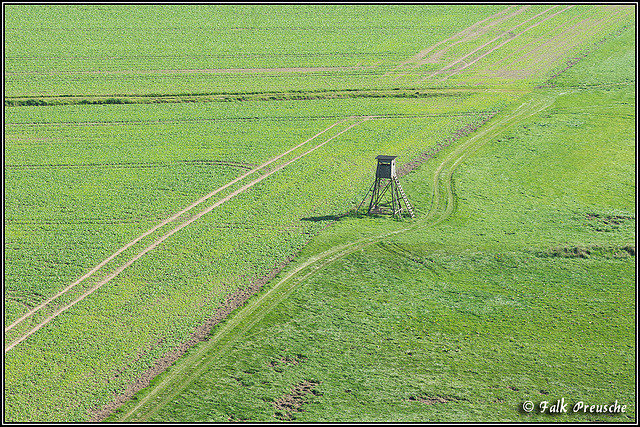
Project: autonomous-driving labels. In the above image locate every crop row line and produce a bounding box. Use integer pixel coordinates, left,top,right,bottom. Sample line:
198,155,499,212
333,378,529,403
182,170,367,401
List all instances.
5,218,165,226
4,65,380,76
4,160,258,170
4,117,367,352
5,52,403,62
4,25,448,33
4,112,491,128
5,218,306,230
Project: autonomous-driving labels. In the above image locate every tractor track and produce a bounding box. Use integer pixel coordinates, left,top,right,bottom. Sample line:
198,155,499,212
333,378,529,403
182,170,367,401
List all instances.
112,91,555,422
4,160,258,170
4,117,368,352
424,5,574,82
391,5,522,77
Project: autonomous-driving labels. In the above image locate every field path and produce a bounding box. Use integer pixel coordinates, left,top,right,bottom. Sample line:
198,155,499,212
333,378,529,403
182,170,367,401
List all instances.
113,91,557,422
4,117,368,352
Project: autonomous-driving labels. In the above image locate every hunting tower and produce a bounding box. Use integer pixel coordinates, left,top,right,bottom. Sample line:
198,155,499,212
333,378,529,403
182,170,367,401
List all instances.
357,155,414,219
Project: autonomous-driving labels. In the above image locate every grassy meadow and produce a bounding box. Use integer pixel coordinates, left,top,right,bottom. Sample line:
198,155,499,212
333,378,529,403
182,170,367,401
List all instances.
108,19,635,423
3,4,635,423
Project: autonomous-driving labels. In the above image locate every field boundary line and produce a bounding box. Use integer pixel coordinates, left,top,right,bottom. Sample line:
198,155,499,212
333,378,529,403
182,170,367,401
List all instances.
4,118,368,353
4,118,350,334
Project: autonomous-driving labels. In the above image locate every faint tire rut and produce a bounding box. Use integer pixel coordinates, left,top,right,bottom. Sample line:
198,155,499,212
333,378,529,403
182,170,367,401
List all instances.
4,117,367,353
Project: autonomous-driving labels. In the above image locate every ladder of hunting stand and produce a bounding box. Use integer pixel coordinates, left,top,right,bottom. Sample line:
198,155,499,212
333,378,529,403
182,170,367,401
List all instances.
393,176,415,218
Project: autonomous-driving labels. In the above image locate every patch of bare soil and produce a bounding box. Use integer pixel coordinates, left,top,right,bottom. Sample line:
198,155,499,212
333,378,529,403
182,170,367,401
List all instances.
89,255,295,422
543,244,635,259
268,354,306,368
273,380,320,421
408,395,457,405
586,213,634,225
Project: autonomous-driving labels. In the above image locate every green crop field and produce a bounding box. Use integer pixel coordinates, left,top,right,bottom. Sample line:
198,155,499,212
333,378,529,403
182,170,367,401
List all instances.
3,4,635,423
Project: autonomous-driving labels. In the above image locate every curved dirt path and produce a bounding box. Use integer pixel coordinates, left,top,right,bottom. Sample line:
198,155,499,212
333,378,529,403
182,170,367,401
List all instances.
4,117,367,352
113,91,557,422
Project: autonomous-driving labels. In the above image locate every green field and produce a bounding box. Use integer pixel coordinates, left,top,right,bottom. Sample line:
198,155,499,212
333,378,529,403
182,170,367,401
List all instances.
3,4,635,423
